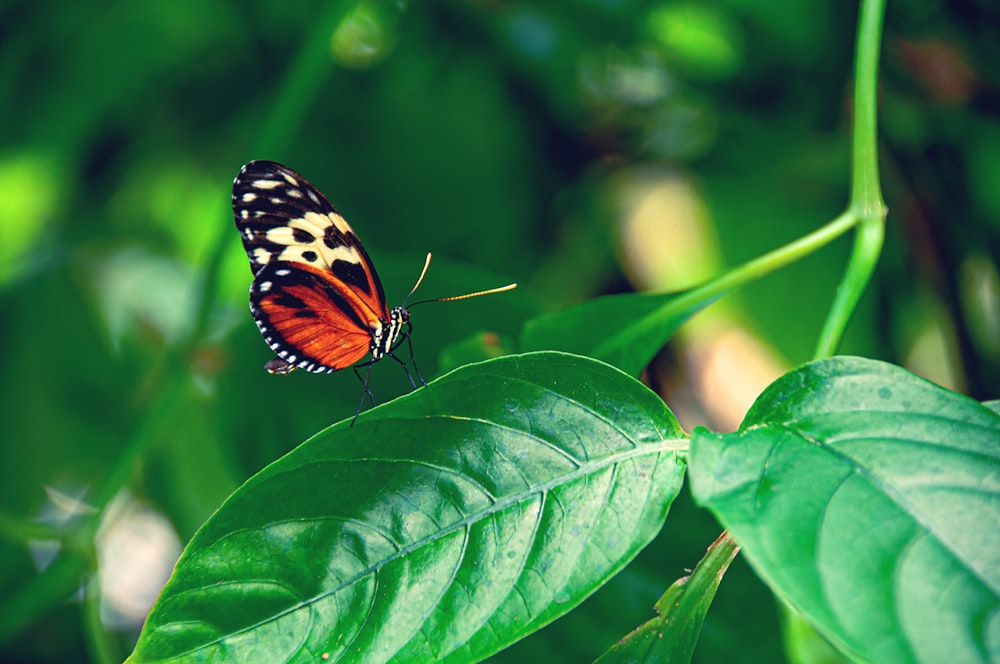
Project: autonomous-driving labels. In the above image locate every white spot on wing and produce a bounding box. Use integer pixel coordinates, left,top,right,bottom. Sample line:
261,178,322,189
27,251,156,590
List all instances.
241,192,257,202
252,179,282,190
259,281,272,292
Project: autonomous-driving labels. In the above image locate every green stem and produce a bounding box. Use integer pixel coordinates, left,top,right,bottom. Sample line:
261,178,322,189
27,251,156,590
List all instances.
813,0,887,359
849,0,888,215
670,210,857,318
671,1,888,362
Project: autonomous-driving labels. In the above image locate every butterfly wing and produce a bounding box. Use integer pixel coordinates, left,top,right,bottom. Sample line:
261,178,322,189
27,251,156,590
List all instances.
232,160,389,373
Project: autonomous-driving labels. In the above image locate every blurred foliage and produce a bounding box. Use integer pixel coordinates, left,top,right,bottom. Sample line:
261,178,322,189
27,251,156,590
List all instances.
0,0,997,662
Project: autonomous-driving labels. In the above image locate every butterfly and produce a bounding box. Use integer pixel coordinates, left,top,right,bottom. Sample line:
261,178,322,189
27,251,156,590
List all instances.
232,160,516,422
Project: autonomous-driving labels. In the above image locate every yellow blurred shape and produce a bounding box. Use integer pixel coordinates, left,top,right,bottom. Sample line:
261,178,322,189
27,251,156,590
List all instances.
617,169,719,291
905,315,964,393
684,322,786,433
615,168,786,432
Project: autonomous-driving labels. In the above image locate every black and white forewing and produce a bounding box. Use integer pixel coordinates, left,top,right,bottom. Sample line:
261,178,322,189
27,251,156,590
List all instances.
231,160,387,316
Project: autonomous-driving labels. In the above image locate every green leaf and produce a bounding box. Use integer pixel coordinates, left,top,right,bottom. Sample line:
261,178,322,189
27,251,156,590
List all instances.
594,532,740,664
688,356,1000,664
520,291,715,376
129,352,688,663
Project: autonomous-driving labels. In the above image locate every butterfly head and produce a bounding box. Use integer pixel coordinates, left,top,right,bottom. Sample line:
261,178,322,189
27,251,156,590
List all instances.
391,306,411,325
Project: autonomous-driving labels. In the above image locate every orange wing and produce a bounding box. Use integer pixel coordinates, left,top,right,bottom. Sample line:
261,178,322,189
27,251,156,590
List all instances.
250,262,376,372
232,160,389,373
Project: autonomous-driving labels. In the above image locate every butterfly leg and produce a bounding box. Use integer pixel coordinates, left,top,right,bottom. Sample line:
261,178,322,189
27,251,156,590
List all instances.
405,327,427,387
386,324,426,389
385,350,419,389
351,360,378,426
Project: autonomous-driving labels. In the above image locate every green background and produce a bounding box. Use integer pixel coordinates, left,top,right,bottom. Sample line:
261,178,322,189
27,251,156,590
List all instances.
1,0,997,661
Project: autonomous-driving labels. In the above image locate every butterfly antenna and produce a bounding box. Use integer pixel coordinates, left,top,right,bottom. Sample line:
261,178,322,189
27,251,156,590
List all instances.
402,253,434,307
427,283,518,303
406,252,517,308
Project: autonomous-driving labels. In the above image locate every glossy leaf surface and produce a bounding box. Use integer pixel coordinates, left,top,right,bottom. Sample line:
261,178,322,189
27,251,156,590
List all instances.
129,352,687,663
689,356,1000,664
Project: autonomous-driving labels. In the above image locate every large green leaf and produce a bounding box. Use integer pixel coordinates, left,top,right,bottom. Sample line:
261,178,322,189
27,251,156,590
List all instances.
519,291,714,377
129,352,687,663
688,356,1000,664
